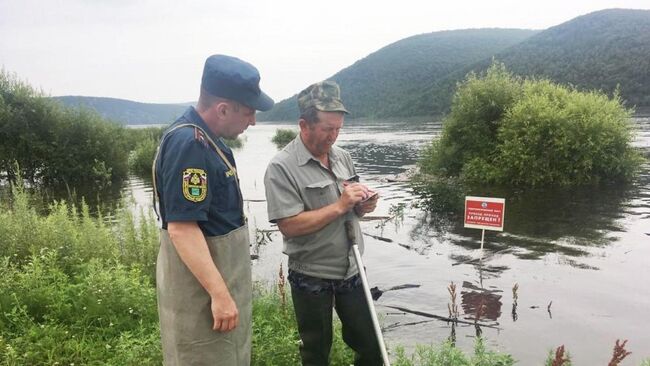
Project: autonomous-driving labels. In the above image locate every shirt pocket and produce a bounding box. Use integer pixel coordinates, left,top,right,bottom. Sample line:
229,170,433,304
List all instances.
304,179,337,210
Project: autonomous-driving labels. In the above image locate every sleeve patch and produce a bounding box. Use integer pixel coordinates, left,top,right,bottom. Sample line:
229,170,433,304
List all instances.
182,168,207,202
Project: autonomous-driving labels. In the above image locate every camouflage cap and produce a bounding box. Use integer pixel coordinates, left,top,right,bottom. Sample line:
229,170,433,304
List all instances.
297,81,349,115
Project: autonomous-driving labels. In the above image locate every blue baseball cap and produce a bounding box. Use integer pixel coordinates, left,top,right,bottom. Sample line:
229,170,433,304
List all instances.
201,54,274,111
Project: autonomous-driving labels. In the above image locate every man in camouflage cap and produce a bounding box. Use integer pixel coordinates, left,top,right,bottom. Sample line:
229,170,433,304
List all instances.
297,80,350,114
264,81,382,365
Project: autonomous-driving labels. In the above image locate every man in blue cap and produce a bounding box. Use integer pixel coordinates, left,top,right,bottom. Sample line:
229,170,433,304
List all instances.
153,54,273,365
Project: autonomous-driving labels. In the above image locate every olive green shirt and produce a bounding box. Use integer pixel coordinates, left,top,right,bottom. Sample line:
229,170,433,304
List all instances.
264,136,364,279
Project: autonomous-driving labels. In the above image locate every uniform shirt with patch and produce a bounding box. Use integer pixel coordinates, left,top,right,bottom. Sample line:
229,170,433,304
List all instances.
264,136,364,280
155,107,244,236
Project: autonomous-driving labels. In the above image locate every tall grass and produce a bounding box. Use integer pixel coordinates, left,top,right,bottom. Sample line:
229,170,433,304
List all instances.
0,183,161,365
392,338,514,366
0,185,533,365
0,186,353,365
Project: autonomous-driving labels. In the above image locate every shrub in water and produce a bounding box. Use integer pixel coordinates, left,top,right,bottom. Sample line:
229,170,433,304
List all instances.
0,70,129,189
419,62,643,187
271,128,298,149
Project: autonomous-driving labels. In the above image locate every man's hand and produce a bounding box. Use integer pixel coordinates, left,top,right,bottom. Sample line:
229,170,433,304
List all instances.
339,182,369,212
211,290,239,332
168,221,239,333
355,191,379,216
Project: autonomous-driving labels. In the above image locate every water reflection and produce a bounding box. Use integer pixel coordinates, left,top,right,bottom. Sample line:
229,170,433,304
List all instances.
460,280,503,322
410,169,647,266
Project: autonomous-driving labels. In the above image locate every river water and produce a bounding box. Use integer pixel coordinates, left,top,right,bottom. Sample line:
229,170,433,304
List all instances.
124,117,650,364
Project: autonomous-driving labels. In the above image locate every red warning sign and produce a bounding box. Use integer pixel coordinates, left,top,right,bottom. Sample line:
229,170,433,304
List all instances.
464,196,505,231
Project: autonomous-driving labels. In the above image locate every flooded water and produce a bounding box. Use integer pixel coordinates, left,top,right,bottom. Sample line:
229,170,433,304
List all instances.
124,117,650,364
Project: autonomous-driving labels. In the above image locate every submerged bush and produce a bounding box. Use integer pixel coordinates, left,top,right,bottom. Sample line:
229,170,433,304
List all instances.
0,70,129,189
126,126,243,178
129,136,159,177
271,128,298,149
224,136,245,149
419,62,643,187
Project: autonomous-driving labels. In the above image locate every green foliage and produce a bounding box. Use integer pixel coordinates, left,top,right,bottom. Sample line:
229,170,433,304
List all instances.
0,184,161,365
223,136,244,149
261,10,650,121
124,126,242,177
123,126,165,152
495,82,641,185
259,29,535,120
251,287,353,365
499,9,650,109
418,62,643,187
0,187,355,365
392,338,514,366
128,137,159,177
271,128,298,149
421,63,522,177
0,70,129,189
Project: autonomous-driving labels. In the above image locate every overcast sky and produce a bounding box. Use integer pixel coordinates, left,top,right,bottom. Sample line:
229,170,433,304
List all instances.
1,0,649,104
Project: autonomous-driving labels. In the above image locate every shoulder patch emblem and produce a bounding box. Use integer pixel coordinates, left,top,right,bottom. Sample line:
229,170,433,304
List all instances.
182,168,207,202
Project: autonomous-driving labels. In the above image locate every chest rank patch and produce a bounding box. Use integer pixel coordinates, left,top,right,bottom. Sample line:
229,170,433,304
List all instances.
182,168,207,202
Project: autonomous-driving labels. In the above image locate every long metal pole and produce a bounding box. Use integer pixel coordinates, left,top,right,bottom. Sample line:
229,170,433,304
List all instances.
345,221,391,366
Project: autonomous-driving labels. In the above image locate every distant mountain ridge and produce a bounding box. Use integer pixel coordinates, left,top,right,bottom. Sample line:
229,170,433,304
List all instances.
259,28,537,121
55,9,650,124
260,8,650,121
52,96,191,125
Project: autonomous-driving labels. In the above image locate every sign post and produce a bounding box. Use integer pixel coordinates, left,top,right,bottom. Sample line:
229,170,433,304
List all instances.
464,196,505,250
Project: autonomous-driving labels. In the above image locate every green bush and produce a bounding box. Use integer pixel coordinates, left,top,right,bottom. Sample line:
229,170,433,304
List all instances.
224,136,244,149
123,126,165,152
125,126,242,178
423,63,522,177
0,70,129,189
494,82,642,185
128,137,159,177
419,62,643,186
271,128,298,149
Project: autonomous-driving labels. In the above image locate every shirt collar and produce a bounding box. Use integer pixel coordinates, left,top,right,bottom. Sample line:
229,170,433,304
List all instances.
294,135,339,167
182,107,221,143
182,106,232,155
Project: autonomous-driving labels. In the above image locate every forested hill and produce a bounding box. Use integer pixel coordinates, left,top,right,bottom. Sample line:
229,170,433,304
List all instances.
259,8,650,120
258,29,537,121
498,8,650,108
52,96,190,125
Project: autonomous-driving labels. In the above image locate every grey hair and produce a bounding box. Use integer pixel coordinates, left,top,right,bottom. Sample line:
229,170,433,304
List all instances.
299,106,320,124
